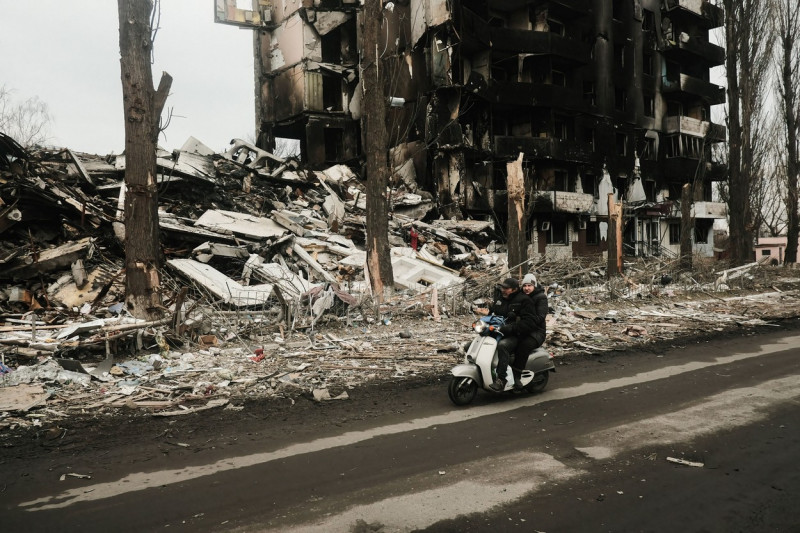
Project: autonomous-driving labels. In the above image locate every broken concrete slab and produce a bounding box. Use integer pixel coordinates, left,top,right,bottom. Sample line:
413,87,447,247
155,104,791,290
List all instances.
0,383,50,412
0,237,95,280
243,255,319,298
167,258,275,307
194,209,287,240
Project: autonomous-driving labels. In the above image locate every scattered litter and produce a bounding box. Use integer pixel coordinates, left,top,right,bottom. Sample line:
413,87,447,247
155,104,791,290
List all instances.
666,457,704,468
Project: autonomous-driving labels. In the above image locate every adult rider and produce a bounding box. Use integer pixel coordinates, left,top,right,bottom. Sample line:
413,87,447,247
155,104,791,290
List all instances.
475,278,537,392
518,273,548,380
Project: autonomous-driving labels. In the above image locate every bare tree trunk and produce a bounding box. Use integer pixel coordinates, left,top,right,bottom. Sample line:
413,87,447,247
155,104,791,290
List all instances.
506,153,527,277
775,0,800,264
724,0,774,265
680,183,693,270
118,0,171,320
607,194,622,277
362,0,393,302
724,0,747,265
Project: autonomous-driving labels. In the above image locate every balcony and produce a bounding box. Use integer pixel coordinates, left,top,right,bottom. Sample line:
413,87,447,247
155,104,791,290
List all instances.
691,201,727,219
662,73,725,105
494,136,595,162
661,33,725,66
663,0,723,28
531,190,595,214
662,115,726,142
490,30,591,64
490,81,586,112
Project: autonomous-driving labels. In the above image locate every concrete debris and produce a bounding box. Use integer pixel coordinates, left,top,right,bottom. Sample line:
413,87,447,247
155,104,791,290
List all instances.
1,131,798,430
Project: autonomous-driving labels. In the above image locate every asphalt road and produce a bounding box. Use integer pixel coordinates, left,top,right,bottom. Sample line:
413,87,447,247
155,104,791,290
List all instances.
4,325,800,532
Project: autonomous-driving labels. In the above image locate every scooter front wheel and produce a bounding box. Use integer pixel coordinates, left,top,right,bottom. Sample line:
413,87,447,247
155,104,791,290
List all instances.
448,376,478,406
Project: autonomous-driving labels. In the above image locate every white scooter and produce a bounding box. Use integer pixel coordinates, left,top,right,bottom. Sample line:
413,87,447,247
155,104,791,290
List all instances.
448,315,555,406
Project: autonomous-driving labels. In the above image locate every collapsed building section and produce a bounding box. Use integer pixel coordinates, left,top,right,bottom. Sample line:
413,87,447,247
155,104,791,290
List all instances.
216,0,727,261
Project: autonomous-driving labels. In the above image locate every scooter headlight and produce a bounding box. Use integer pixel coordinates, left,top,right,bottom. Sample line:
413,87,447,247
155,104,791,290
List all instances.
473,321,486,333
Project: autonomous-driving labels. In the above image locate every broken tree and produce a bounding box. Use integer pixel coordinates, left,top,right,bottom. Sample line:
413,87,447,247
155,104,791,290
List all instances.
362,0,394,302
118,0,173,320
506,152,527,278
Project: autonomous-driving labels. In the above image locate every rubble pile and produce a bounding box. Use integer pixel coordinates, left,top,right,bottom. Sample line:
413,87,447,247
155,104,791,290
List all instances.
2,131,800,432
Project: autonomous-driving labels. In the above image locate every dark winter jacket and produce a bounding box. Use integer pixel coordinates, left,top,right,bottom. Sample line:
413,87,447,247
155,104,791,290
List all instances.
488,289,536,338
527,285,549,344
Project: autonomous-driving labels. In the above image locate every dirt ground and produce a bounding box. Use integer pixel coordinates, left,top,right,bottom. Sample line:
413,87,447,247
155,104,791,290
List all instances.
4,267,800,468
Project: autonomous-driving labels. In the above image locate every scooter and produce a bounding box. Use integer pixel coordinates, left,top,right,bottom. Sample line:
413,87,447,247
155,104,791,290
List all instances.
448,315,555,406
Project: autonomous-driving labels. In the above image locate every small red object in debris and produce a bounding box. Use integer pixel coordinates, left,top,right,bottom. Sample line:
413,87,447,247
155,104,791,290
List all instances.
250,348,265,362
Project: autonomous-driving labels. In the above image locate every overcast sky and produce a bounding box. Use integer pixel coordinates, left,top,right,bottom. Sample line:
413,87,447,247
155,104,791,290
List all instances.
0,0,256,155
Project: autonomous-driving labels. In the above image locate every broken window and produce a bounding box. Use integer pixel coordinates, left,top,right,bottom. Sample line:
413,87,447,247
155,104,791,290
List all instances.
643,53,654,76
665,60,680,83
548,18,565,36
616,176,628,197
322,75,343,111
668,182,683,201
669,222,681,244
612,0,624,21
553,170,569,191
642,136,657,160
644,179,656,201
545,219,569,245
694,220,711,244
581,173,598,198
664,135,680,158
616,133,628,156
553,114,572,140
586,221,600,245
644,94,655,117
642,9,655,32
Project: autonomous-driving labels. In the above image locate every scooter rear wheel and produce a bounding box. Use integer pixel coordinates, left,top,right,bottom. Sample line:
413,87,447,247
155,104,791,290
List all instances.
448,376,478,406
525,370,549,393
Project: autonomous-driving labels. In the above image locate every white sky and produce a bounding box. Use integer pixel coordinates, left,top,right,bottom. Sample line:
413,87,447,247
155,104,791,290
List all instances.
0,0,256,155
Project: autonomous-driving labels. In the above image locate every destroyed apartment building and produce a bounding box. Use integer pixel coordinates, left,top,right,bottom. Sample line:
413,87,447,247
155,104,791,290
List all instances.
0,129,501,350
216,0,728,261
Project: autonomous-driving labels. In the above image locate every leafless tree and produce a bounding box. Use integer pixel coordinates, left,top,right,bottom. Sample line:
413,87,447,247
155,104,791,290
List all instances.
723,0,775,265
771,0,800,262
361,0,394,302
0,85,51,147
118,0,172,319
759,164,788,237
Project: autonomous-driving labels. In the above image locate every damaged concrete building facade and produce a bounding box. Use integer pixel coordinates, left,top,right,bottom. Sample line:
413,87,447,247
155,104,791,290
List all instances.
216,0,727,261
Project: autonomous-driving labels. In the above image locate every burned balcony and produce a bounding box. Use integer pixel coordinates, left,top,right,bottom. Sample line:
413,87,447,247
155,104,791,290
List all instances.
662,73,725,106
490,82,585,113
530,190,594,214
663,0,723,28
494,136,594,163
660,157,717,181
662,115,726,143
490,29,591,64
661,33,725,66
